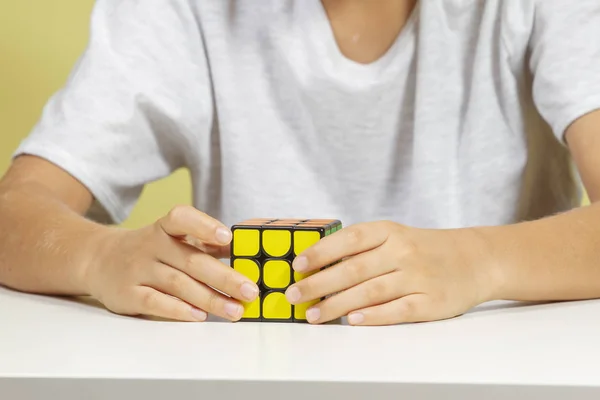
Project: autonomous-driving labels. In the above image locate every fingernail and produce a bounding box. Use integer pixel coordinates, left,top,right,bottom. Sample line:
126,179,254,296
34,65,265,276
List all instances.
241,282,259,301
225,302,243,319
215,227,232,244
306,307,320,323
293,256,308,272
191,307,207,321
348,312,364,325
286,286,301,303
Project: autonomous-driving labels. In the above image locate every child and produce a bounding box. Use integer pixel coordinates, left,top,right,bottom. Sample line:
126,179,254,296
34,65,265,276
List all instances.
1,0,599,326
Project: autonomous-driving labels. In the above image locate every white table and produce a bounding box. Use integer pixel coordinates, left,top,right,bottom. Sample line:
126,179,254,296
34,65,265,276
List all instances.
1,285,600,400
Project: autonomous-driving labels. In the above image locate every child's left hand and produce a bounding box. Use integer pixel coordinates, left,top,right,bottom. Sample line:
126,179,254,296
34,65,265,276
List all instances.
285,221,499,325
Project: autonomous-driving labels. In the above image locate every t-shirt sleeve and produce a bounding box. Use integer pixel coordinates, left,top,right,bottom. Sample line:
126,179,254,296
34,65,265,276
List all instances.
528,0,600,143
14,0,213,224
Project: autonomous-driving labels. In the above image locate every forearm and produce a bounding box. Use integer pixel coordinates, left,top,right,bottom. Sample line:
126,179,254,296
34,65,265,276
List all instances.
475,203,600,302
0,183,110,296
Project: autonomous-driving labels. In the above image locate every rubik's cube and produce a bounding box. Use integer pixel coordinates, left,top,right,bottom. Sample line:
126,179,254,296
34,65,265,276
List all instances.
230,218,342,322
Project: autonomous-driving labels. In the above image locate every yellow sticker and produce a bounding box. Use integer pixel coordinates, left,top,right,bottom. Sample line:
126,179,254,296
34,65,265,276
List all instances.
232,258,260,284
232,229,260,257
263,260,291,288
262,229,291,257
294,299,319,320
242,297,260,319
262,292,292,319
293,269,316,283
293,230,321,256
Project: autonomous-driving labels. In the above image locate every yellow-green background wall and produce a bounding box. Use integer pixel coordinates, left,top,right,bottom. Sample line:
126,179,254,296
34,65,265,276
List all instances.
0,1,191,229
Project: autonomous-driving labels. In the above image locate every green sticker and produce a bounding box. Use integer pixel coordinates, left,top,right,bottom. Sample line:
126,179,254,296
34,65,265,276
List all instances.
325,229,331,236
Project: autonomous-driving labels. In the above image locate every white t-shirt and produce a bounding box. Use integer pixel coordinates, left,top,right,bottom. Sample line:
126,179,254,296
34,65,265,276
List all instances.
14,0,600,228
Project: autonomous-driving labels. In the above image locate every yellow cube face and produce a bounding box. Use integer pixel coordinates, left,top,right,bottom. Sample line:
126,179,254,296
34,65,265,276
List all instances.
230,218,342,322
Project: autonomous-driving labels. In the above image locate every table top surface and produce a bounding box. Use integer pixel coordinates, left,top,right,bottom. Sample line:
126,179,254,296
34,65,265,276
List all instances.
1,285,599,386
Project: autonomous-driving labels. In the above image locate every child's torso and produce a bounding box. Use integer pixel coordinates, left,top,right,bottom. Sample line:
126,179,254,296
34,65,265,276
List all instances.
177,0,580,227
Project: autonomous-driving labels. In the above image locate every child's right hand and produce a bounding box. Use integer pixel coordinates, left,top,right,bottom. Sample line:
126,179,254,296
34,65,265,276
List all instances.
84,205,258,322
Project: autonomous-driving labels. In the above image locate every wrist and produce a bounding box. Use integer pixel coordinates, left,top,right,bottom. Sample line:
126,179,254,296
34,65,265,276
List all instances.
457,226,507,303
78,225,124,297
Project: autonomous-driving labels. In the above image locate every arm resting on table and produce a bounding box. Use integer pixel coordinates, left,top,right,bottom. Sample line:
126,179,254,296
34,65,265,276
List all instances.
480,109,600,302
0,156,109,295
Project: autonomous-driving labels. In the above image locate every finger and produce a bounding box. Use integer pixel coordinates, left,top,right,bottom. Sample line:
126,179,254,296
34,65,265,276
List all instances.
301,271,407,324
293,221,390,273
133,286,208,322
184,243,229,259
202,243,230,259
347,294,433,326
144,263,246,321
157,238,259,302
286,250,394,304
181,235,231,259
157,205,232,246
